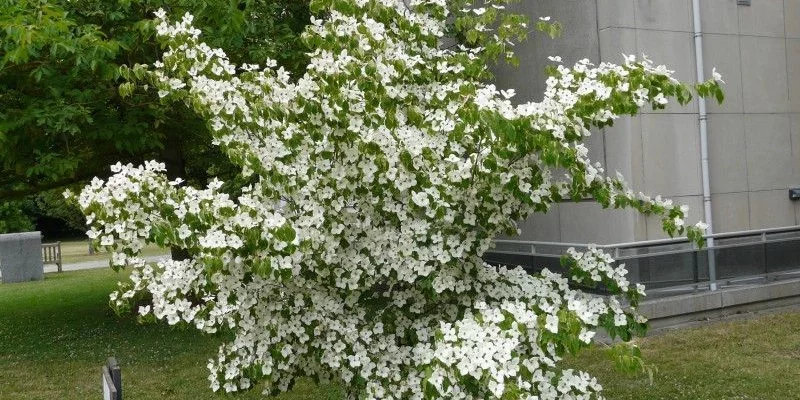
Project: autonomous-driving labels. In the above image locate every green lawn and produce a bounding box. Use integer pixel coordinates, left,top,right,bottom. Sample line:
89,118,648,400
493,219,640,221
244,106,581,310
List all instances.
1,268,799,399
566,310,800,399
0,269,341,399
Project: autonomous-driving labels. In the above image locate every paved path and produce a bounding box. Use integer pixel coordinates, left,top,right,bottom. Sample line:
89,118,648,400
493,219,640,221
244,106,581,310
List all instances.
44,254,171,273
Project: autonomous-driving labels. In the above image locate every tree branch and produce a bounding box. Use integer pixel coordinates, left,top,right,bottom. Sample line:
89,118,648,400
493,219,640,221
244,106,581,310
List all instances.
0,170,103,201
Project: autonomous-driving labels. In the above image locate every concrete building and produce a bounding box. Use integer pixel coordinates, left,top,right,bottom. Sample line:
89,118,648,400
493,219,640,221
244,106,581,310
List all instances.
494,0,800,244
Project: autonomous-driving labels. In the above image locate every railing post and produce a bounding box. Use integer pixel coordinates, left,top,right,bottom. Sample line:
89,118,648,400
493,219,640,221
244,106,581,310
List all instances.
692,248,699,289
762,232,768,280
707,237,717,291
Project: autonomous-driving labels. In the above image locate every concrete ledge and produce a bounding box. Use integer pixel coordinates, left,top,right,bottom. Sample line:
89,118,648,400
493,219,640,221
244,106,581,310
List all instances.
639,278,800,329
720,279,800,306
639,291,723,319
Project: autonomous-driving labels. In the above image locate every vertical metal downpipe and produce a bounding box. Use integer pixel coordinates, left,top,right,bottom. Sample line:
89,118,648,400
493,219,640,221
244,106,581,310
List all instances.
692,0,717,290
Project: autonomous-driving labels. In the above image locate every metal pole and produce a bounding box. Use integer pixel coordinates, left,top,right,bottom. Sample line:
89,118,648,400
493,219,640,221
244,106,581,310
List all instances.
692,0,717,290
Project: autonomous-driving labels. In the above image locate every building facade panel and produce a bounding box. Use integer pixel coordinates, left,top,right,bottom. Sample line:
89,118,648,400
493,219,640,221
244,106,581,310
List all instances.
512,205,562,242
703,34,744,114
791,114,800,176
493,0,600,103
644,195,704,240
786,0,800,38
603,116,645,188
635,29,698,109
634,0,693,32
743,114,793,191
699,0,740,35
740,36,789,113
737,0,785,37
558,202,638,244
749,190,797,228
640,114,703,197
597,0,636,30
495,0,800,243
787,39,800,113
707,114,749,194
599,27,638,63
711,192,751,232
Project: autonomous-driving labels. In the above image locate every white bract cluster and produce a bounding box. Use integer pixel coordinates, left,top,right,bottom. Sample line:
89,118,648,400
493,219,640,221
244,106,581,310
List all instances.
72,0,720,398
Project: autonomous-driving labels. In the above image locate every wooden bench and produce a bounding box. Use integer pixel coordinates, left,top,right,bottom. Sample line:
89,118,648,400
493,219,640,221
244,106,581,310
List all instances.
42,242,62,272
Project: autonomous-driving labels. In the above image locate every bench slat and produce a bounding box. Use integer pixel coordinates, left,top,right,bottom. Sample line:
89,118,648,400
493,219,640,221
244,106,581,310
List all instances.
41,242,62,272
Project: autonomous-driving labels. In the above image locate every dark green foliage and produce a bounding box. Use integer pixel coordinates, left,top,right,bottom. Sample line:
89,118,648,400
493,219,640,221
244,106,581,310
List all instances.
33,188,86,232
0,0,310,200
0,200,35,233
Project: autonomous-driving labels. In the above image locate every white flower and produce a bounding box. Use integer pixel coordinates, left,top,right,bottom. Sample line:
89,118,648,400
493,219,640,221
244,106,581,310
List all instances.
411,191,429,208
579,329,595,343
500,89,516,99
545,314,559,333
100,235,114,246
711,67,725,84
622,53,637,64
111,252,127,266
548,55,562,63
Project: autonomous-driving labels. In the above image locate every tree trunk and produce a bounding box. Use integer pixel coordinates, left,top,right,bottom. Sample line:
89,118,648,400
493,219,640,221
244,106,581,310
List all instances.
161,131,191,261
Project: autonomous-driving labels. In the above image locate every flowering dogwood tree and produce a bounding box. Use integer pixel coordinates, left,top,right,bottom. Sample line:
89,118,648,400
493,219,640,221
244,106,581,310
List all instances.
71,0,723,398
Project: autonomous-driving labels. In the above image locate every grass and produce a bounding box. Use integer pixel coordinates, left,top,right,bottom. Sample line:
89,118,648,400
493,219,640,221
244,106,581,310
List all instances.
1,268,799,399
50,240,170,264
564,311,800,399
0,269,341,399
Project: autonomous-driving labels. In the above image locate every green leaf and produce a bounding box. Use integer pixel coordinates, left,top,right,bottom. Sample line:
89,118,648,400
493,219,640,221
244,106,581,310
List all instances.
275,224,296,243
713,84,725,104
118,82,134,98
253,258,272,278
549,22,562,39
466,29,478,44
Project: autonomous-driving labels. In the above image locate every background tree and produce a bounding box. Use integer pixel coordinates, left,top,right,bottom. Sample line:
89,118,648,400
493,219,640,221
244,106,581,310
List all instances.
0,0,310,202
0,200,35,233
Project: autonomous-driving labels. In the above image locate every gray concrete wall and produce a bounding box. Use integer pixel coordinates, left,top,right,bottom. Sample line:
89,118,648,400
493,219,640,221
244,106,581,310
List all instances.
499,0,800,244
702,0,800,234
493,0,642,244
639,278,800,330
0,231,43,283
593,0,705,240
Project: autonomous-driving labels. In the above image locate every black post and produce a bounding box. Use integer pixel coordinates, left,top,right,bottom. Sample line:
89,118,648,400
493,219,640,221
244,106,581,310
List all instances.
107,357,122,400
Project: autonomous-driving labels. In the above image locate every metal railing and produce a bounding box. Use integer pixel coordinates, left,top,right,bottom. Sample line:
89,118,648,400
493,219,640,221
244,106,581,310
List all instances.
486,226,800,298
